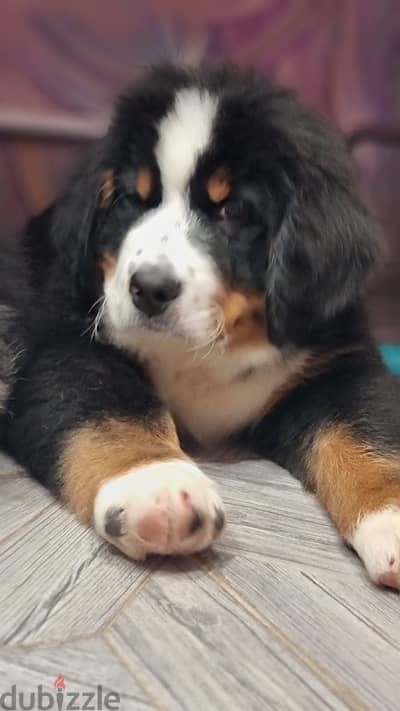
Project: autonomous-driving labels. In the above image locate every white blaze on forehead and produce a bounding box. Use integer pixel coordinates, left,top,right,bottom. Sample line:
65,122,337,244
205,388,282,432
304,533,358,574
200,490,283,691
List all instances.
155,88,218,198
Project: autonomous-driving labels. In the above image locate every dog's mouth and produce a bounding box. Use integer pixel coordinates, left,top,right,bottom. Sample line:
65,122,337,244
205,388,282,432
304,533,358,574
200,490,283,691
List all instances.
98,285,267,358
133,302,227,355
97,294,227,357
128,295,268,358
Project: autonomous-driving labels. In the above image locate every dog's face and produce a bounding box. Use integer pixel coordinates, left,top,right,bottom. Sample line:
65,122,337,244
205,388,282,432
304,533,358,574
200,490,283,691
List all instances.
54,65,377,355
99,74,284,356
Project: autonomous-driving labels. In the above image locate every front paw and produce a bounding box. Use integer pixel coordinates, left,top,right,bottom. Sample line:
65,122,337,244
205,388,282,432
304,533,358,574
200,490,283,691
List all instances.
93,459,225,560
351,507,400,589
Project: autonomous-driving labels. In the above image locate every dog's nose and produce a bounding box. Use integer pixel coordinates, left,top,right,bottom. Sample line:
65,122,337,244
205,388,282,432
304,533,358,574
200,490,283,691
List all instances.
129,266,182,317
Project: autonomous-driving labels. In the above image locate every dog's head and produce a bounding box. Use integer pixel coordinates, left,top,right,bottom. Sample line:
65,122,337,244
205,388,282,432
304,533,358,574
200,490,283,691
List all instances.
53,64,377,357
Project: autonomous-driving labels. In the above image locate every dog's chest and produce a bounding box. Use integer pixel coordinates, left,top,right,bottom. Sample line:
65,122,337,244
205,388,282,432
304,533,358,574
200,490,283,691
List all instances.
138,344,305,445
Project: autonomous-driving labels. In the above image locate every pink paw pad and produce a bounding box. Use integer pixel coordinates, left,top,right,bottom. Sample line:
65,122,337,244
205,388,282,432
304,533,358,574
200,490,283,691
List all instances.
377,563,400,590
136,508,169,547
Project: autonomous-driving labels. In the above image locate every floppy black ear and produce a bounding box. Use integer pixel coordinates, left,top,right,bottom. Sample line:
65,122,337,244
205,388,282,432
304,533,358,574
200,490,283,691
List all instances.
265,161,379,347
51,152,111,311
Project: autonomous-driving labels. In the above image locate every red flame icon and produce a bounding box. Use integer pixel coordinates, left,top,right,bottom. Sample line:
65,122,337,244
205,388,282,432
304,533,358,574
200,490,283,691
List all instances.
54,675,65,691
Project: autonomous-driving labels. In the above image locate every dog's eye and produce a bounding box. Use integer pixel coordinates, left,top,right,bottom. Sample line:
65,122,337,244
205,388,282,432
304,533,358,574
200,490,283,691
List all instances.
218,200,247,222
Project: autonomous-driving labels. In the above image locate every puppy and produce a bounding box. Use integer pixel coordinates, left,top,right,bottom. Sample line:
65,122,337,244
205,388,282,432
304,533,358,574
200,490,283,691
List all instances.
3,64,400,589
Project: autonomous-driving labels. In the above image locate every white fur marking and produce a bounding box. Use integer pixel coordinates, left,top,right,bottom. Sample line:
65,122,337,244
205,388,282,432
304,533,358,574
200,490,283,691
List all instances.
103,197,220,345
155,88,218,198
351,507,400,586
94,459,224,560
102,88,221,353
111,332,308,445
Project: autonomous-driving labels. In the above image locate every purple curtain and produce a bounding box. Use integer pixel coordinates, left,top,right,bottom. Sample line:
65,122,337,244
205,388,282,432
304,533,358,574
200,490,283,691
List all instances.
1,0,399,336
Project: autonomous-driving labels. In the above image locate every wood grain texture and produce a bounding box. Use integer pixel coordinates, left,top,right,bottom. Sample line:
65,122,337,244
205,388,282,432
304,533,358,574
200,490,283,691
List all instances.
0,637,154,709
1,455,399,710
0,467,52,542
0,501,156,646
106,562,350,711
210,555,400,710
202,460,357,573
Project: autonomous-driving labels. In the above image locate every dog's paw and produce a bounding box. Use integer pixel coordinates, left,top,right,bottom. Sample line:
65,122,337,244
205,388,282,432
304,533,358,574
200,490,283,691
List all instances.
351,508,400,589
94,459,225,559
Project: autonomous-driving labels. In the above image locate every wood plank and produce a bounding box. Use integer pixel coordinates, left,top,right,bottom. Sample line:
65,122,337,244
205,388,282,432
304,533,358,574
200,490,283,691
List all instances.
0,637,154,709
0,467,52,542
106,561,354,711
0,453,397,710
0,503,157,646
210,554,400,710
300,568,400,651
202,460,356,573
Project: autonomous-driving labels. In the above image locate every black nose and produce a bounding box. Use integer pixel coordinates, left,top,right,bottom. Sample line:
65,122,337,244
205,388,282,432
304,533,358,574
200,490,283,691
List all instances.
129,266,182,317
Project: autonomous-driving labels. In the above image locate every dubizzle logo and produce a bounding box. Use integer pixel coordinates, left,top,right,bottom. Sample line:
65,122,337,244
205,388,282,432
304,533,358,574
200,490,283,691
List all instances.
54,676,65,710
0,675,120,710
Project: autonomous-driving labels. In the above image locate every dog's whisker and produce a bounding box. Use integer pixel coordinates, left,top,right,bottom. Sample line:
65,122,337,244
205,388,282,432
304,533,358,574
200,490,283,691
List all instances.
88,295,106,315
185,307,226,357
91,298,107,342
82,296,107,342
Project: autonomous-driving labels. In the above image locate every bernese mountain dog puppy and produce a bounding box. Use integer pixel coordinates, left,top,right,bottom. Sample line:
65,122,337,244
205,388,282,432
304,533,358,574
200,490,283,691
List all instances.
2,64,400,589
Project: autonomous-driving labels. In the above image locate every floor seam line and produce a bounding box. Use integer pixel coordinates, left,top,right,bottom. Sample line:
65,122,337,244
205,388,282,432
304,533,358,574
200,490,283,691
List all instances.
103,630,166,711
0,562,158,650
203,563,367,711
94,559,163,637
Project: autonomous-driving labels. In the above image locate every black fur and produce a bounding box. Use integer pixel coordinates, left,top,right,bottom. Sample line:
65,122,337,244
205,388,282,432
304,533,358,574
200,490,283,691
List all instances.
244,342,400,483
6,340,166,492
0,236,34,441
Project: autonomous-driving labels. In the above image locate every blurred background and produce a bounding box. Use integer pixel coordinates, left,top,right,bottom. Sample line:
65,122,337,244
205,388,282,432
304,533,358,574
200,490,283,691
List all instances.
1,0,399,343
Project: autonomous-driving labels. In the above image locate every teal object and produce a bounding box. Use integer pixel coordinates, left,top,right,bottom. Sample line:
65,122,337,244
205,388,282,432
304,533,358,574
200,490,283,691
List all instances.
380,345,400,375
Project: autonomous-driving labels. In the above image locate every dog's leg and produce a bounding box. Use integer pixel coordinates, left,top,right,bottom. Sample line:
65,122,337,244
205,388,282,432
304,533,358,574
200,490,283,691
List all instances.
63,416,224,560
308,425,400,588
6,341,224,559
246,351,400,589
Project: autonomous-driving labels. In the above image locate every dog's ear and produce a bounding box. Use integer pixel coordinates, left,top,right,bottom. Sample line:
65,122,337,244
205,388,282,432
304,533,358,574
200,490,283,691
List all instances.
51,151,113,310
265,156,379,347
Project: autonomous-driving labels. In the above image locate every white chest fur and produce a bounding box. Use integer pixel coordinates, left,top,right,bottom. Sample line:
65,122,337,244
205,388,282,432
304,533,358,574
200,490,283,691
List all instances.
115,331,307,446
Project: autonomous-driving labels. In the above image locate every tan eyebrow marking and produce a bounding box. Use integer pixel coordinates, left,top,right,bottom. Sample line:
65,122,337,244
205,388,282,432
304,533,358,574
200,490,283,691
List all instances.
135,166,153,201
207,168,231,203
99,170,115,209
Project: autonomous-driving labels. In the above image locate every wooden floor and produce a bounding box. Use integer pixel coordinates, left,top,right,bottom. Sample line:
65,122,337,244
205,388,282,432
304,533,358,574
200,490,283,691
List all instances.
1,452,399,710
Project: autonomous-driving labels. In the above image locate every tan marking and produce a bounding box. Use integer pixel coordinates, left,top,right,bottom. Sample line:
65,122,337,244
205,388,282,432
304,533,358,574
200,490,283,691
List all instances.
220,289,267,349
99,170,115,209
309,425,400,539
135,167,153,201
207,168,231,203
99,252,117,277
60,415,185,523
